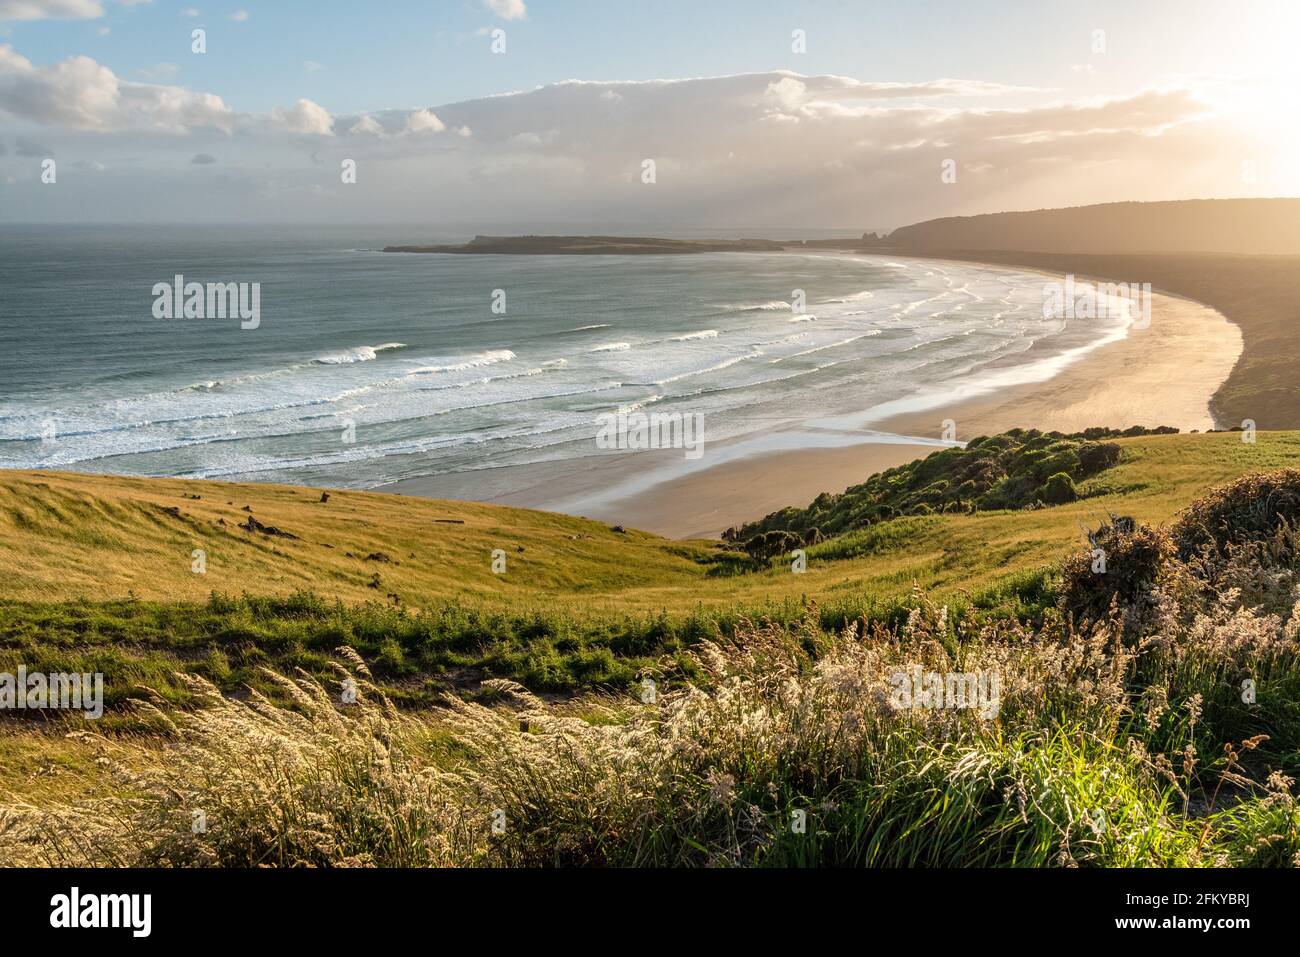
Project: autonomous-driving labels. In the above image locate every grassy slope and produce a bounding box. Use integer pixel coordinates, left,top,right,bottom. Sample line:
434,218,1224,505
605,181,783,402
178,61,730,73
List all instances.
3,430,1299,612
0,470,706,610
3,429,1300,813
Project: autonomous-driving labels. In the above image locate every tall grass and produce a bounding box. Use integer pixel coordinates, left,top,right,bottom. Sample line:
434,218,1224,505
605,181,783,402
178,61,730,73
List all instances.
6,469,1300,867
4,588,1297,867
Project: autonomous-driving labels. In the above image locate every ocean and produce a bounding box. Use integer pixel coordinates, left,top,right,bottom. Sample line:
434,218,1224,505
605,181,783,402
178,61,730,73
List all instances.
0,225,1132,490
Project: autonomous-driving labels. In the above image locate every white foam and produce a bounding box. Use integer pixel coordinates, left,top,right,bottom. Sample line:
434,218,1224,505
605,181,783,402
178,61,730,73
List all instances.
407,349,517,374
770,331,881,363
313,342,407,365
717,300,790,313
654,351,761,385
669,330,720,342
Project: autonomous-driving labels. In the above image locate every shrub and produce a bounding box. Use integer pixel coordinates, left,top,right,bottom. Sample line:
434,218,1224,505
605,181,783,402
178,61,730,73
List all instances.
1173,468,1300,561
1077,441,1122,476
1041,472,1079,505
1058,517,1175,633
734,428,1140,543
742,530,803,564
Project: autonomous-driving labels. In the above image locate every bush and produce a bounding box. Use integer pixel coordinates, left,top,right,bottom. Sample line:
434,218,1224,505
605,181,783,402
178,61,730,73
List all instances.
1058,517,1175,633
1173,468,1300,561
742,530,803,564
1077,441,1122,476
734,428,1139,543
1041,472,1078,505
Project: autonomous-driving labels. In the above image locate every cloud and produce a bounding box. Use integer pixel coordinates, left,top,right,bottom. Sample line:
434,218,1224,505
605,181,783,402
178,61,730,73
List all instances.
324,71,1211,226
0,0,102,21
348,113,383,136
404,107,445,134
228,8,247,21
269,97,333,135
483,0,525,20
0,44,232,131
303,60,323,72
0,66,1249,226
765,76,805,110
180,7,198,15
189,151,214,164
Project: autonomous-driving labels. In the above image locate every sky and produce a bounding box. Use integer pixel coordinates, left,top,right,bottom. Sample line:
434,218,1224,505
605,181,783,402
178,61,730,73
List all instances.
1,0,1298,228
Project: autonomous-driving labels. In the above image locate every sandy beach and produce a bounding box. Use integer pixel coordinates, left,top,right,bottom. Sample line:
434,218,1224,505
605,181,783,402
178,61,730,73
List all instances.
383,258,1243,539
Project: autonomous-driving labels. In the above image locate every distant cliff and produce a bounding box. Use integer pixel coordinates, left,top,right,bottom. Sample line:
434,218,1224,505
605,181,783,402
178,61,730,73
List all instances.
887,198,1300,255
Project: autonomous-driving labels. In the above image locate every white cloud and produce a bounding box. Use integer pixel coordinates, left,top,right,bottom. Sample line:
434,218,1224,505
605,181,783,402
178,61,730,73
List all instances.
269,97,333,135
765,76,805,111
404,107,445,134
0,44,231,131
0,65,1252,226
0,0,102,21
228,8,247,21
348,113,383,136
483,0,525,21
180,7,198,15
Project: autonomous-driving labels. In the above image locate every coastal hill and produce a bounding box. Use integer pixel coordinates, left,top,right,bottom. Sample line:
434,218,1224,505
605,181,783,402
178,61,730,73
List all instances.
384,198,1300,257
887,198,1300,255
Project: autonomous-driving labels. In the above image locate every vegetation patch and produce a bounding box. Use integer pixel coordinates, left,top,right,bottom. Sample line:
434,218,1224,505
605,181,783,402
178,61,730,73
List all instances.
727,427,1172,548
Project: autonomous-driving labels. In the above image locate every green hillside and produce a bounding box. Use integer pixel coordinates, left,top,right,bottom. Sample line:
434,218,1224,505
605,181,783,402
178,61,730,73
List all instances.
4,427,1300,867
0,429,1297,715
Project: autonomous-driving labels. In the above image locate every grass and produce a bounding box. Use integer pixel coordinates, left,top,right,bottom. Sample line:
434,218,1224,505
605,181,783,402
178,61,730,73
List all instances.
3,430,1300,614
1,429,1298,715
3,428,1300,866
5,586,1299,867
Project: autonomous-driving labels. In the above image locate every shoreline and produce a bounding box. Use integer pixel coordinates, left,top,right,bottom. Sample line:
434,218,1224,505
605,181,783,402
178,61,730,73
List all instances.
380,253,1243,539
